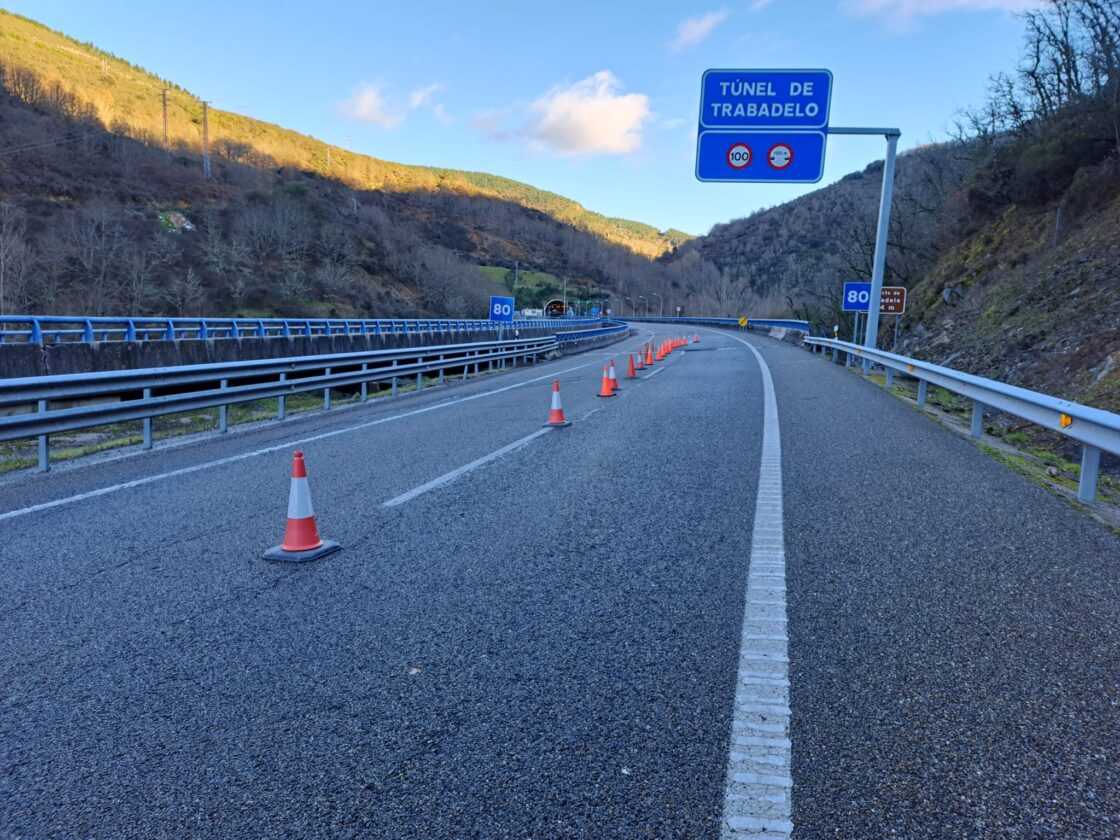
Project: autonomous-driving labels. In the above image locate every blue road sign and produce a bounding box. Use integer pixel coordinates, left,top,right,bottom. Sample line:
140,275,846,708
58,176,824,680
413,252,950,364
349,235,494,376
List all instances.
696,131,826,183
699,69,832,131
842,282,872,312
697,68,831,184
489,295,515,322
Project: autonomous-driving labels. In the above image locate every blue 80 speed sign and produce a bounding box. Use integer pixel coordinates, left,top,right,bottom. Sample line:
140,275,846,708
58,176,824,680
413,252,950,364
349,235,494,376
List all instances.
489,295,515,322
841,282,871,312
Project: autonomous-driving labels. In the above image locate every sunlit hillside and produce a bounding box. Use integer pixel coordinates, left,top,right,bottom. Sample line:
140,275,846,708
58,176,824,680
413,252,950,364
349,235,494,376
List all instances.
0,10,690,257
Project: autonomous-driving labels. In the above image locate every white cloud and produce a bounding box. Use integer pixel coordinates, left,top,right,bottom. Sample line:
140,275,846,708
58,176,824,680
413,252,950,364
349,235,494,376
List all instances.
749,0,774,10
409,83,443,110
844,0,1041,25
527,71,651,157
662,117,687,130
338,83,403,130
669,10,730,53
432,103,455,126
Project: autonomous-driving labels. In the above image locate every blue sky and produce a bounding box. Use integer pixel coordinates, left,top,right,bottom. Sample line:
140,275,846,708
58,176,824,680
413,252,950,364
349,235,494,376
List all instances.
7,1,1037,235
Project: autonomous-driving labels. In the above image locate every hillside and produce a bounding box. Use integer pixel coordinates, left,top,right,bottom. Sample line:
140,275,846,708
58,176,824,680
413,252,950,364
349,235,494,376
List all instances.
0,10,688,258
0,11,722,322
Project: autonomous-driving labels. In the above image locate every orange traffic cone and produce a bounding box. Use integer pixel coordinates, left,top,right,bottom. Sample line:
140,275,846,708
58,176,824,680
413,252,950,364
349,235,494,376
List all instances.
264,451,341,562
608,359,621,391
597,366,615,398
545,379,571,427
635,350,645,371
645,344,654,366
627,354,637,378
693,334,699,343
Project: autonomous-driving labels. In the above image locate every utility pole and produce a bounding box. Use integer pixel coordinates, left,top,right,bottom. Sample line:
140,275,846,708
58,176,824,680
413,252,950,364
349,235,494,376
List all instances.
161,89,170,157
201,101,212,180
513,261,519,294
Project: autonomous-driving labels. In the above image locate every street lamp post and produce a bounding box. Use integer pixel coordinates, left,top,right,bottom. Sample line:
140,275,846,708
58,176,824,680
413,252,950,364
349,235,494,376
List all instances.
625,297,635,315
639,295,648,316
651,293,664,318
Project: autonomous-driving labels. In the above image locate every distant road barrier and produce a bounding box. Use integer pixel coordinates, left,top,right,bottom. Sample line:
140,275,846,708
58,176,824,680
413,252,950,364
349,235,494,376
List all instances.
0,335,559,472
805,337,1120,504
0,314,601,345
622,315,811,333
554,320,631,343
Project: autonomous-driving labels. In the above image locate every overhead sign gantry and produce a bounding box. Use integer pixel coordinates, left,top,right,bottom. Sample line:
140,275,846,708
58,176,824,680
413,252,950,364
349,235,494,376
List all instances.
695,67,900,356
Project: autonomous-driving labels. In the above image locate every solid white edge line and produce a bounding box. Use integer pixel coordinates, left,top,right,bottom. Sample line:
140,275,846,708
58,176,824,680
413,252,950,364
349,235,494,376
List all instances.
382,427,552,508
0,331,659,523
717,328,792,839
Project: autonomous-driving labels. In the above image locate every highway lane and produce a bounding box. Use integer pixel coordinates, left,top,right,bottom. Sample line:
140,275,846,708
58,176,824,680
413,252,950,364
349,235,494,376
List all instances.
751,335,1120,839
3,324,1118,838
1,326,766,838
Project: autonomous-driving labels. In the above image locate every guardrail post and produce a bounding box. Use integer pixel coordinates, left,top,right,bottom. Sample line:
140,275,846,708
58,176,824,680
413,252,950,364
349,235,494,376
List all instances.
323,368,332,410
885,367,894,388
142,388,153,449
36,400,49,472
82,321,94,343
1078,445,1101,503
971,401,985,438
360,363,369,401
416,366,423,392
219,379,229,432
165,320,176,341
392,360,398,396
917,379,928,408
29,319,43,344
278,373,287,419
438,355,445,385
463,353,470,381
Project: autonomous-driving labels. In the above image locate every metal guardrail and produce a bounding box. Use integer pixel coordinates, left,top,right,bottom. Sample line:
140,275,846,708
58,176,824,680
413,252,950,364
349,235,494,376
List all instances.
622,315,811,333
0,314,600,345
0,336,559,472
554,320,631,342
805,337,1120,504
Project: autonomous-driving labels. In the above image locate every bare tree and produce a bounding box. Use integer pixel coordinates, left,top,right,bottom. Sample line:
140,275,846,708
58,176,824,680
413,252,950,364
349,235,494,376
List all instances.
164,267,204,316
0,202,27,315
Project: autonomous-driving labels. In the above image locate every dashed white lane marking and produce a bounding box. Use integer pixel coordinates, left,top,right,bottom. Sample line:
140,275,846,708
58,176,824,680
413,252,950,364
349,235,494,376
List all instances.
718,330,792,840
0,332,657,523
382,427,552,508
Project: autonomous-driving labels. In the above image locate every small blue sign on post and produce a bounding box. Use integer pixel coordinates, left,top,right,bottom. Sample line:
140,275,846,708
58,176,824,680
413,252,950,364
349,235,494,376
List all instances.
696,68,831,184
841,282,872,312
489,295,514,322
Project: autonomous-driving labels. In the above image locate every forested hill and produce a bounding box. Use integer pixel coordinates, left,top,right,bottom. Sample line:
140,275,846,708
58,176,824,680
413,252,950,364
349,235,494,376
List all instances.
0,11,717,322
0,10,688,258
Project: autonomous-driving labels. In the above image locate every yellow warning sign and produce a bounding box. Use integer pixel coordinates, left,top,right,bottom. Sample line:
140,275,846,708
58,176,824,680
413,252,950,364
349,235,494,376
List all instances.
738,317,748,327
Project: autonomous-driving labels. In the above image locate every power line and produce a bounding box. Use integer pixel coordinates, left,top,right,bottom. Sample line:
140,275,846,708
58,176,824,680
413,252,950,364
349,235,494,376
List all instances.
201,100,211,179
0,129,107,158
161,88,169,156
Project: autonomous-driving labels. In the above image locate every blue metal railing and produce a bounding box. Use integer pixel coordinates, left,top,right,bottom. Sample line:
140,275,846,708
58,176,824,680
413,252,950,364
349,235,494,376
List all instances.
554,320,630,342
0,315,601,345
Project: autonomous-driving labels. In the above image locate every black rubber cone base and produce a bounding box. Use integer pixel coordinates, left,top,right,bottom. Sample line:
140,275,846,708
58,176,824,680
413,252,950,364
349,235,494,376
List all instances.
263,539,341,563
544,420,572,427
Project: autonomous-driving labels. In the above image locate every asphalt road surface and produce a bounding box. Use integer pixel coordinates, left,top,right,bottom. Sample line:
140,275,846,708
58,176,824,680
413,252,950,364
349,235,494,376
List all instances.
1,326,1117,839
